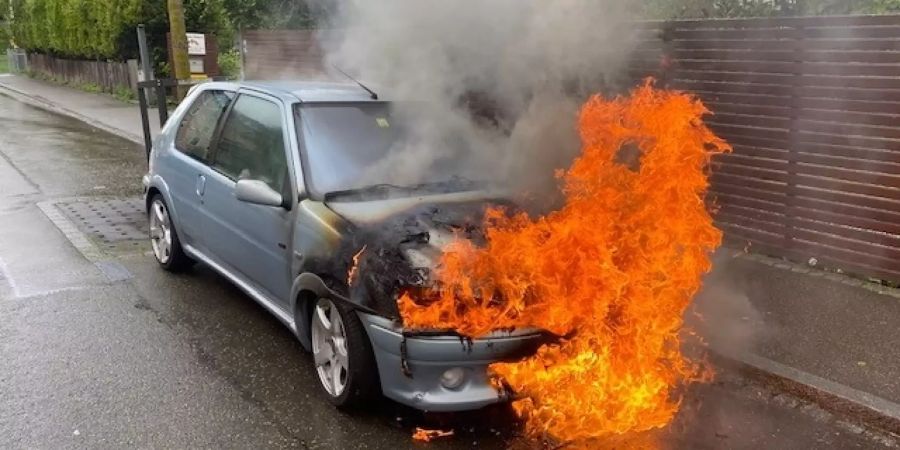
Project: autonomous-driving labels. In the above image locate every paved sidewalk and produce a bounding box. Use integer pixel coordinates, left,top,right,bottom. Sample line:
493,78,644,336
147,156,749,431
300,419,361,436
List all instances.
0,74,160,146
697,249,900,432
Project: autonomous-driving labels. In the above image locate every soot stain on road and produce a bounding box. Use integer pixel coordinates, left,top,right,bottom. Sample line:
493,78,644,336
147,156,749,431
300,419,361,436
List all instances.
0,95,146,197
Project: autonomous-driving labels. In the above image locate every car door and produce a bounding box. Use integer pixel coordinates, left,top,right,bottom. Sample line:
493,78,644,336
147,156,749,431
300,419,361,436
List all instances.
202,91,295,306
162,89,234,250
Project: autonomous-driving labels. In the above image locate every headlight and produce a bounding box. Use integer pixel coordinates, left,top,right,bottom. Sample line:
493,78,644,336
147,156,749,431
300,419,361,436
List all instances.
440,367,467,390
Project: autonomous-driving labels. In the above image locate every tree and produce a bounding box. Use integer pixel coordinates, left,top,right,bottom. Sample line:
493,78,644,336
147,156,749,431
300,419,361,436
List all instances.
126,0,233,76
221,0,325,30
167,0,189,98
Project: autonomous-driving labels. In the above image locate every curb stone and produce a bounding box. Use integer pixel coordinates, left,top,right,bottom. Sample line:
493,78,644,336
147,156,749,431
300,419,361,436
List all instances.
37,197,137,283
738,251,900,300
714,350,900,436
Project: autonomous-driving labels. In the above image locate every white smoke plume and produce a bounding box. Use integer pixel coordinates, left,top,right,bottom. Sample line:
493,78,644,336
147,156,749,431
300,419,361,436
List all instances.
318,0,641,201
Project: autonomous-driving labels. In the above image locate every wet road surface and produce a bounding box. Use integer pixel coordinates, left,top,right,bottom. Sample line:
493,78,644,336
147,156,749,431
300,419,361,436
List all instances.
0,93,896,449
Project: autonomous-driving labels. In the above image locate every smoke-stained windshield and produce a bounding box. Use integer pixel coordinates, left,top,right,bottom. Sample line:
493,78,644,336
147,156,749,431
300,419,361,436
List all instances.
296,102,480,199
296,102,406,197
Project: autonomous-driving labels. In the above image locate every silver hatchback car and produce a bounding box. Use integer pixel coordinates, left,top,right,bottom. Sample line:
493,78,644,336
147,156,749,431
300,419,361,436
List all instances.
143,81,545,411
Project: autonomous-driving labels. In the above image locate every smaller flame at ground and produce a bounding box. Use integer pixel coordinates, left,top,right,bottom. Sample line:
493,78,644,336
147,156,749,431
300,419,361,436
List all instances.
411,427,455,442
347,245,367,286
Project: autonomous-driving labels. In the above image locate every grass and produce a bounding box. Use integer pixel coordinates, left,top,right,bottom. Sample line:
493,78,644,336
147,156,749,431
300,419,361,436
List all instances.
79,82,102,93
25,69,137,103
113,86,136,102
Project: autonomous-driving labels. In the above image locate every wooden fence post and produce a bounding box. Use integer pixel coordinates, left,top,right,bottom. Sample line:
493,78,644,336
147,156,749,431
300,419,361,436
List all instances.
783,23,804,252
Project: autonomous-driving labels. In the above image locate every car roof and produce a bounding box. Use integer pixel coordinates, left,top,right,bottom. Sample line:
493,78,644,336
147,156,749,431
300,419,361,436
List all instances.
204,80,380,103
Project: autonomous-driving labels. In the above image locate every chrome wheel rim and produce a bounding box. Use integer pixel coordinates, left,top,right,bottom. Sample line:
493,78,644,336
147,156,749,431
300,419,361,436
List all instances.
311,299,349,397
149,199,172,264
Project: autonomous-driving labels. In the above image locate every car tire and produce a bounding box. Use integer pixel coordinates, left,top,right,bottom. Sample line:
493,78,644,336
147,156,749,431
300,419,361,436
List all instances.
310,297,380,408
148,194,193,272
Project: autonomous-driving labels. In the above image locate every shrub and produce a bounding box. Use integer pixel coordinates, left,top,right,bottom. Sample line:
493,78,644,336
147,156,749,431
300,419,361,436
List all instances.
10,0,143,59
114,86,136,102
218,48,241,80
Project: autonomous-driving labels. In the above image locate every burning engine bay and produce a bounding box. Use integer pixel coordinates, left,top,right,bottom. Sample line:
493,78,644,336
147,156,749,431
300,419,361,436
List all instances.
315,83,729,444
338,199,511,322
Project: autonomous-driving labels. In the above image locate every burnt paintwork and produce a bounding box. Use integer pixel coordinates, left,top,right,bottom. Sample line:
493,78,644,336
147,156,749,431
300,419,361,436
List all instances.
304,198,516,320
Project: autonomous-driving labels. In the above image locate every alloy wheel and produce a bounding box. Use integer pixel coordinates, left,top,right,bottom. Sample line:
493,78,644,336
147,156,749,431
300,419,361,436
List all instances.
149,199,172,264
311,299,350,397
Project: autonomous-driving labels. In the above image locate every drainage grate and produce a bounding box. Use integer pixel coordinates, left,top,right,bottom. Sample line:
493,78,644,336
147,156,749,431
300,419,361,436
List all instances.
56,198,148,255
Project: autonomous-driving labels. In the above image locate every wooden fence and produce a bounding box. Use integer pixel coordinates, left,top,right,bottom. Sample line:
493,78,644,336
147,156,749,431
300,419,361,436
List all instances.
240,18,900,281
638,15,900,281
241,30,325,79
27,54,133,94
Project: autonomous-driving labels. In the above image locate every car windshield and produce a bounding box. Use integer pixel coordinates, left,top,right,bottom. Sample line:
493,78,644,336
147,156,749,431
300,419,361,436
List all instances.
296,102,480,200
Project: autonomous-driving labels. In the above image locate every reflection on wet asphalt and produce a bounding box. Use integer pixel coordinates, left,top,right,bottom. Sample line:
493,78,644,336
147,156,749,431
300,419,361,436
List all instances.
0,93,895,449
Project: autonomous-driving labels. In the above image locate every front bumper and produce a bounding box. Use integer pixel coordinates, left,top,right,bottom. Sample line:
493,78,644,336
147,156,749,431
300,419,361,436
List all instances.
359,313,546,412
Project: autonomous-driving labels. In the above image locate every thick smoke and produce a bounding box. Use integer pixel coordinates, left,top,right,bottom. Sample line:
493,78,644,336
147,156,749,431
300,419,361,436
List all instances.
319,0,640,202
688,250,766,357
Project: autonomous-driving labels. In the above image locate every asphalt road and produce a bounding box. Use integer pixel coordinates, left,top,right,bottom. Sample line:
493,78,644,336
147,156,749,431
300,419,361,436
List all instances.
0,93,895,449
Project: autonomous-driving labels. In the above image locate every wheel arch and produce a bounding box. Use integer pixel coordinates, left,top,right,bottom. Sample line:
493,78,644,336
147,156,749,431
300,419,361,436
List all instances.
290,272,381,351
291,273,335,351
146,186,162,212
145,177,177,223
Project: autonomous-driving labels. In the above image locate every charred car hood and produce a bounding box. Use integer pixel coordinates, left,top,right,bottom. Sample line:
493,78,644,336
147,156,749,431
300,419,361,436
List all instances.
324,190,515,320
325,189,506,225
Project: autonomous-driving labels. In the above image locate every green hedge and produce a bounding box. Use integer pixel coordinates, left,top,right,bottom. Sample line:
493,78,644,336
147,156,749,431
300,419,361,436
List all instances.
9,0,232,69
10,0,142,59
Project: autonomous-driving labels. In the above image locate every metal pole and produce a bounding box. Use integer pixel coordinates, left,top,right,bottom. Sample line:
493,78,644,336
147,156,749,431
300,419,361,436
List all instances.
137,86,152,160
155,80,169,126
136,25,155,107
238,30,246,81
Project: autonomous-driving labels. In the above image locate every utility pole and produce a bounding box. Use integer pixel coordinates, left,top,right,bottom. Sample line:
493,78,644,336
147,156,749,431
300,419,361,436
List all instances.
167,0,190,100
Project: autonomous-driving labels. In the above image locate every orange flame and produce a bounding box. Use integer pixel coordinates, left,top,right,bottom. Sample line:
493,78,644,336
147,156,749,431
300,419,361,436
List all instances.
399,81,730,442
347,245,367,286
411,427,455,442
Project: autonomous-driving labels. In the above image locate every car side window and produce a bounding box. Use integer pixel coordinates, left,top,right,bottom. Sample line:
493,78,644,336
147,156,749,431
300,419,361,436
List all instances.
212,95,288,193
174,90,233,161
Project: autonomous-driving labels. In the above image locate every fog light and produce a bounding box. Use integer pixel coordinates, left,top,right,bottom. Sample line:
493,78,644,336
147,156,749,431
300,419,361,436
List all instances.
440,367,466,390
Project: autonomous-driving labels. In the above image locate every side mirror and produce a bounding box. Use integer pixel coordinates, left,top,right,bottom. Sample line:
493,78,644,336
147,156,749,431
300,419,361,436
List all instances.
235,179,284,208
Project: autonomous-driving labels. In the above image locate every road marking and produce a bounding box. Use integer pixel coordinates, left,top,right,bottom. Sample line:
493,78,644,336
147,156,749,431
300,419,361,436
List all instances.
0,256,22,298
0,256,94,300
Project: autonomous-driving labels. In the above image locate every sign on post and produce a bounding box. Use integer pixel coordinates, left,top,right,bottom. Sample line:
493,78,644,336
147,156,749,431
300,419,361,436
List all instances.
189,59,205,73
186,33,207,56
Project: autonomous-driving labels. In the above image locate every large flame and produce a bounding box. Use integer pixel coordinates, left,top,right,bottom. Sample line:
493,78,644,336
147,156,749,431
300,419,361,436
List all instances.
398,81,730,442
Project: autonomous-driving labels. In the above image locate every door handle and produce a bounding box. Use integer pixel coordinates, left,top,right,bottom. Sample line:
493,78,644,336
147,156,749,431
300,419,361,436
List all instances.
196,174,207,196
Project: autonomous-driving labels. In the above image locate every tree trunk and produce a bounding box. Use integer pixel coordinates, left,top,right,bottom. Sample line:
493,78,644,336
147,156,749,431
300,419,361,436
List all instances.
167,0,190,100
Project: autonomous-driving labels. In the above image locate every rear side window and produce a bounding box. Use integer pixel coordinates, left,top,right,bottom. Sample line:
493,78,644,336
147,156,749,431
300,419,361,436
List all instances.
212,95,288,192
174,90,233,161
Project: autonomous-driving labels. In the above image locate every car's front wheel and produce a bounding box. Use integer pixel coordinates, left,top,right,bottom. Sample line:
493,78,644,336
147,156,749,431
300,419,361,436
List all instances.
148,194,193,272
311,297,379,407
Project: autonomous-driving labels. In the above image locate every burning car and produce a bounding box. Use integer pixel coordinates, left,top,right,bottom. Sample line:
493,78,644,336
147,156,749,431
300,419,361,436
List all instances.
142,81,546,411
